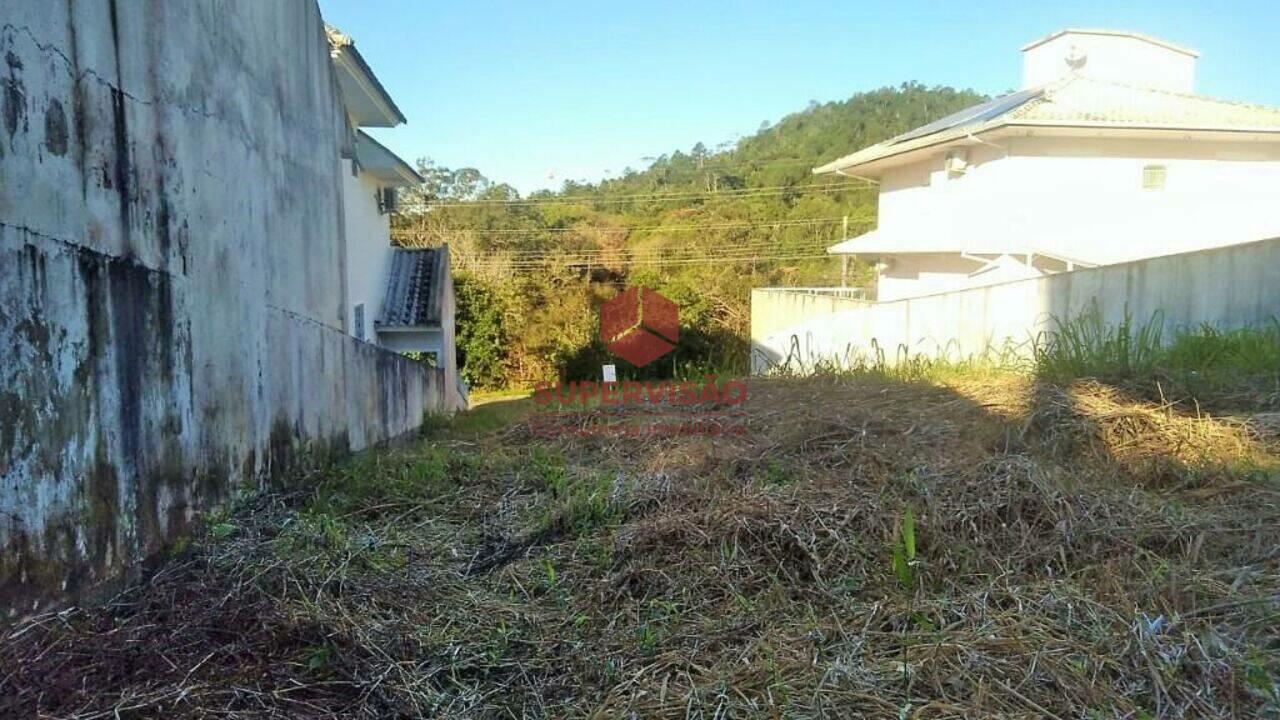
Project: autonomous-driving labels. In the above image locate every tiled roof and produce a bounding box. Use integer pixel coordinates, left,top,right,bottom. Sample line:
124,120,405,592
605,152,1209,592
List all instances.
814,77,1280,174
1012,78,1280,128
377,247,448,328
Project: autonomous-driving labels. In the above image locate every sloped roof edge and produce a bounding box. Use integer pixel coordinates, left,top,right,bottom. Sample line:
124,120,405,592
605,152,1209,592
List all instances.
326,24,407,127
1020,29,1199,58
356,130,423,186
813,77,1280,175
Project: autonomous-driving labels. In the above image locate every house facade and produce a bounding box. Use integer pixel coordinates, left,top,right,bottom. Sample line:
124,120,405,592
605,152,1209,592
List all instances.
326,27,465,409
819,29,1280,302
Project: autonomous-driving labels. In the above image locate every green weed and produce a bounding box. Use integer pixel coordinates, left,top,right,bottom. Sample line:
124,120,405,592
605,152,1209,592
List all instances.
1034,304,1165,381
891,507,917,590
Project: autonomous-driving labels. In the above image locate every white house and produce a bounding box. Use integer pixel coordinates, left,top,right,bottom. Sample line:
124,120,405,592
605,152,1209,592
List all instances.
326,26,465,409
817,29,1280,302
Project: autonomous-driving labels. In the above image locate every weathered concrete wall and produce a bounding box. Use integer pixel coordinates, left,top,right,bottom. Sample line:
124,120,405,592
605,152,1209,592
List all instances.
752,236,1280,372
1,1,440,617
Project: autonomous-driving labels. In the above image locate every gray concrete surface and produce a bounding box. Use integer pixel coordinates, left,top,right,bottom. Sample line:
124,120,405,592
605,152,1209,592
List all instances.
0,1,442,616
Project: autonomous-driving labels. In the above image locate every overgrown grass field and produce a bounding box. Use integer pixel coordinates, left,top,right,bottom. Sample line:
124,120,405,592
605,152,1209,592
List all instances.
3,322,1280,718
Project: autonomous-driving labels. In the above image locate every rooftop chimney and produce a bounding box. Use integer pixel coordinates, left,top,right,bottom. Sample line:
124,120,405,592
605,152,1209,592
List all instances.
1021,29,1198,92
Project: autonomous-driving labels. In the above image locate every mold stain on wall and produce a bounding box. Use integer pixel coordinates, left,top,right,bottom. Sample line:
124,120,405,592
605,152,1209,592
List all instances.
0,2,441,619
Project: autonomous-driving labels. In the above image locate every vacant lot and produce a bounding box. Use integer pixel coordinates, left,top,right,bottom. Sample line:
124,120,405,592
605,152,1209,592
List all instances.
3,374,1279,718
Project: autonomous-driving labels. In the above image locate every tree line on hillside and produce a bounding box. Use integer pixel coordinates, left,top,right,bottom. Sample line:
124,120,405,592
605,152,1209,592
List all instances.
392,83,988,390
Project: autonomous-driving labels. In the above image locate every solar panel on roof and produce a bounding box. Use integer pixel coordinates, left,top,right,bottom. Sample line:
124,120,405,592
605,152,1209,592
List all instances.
890,87,1043,145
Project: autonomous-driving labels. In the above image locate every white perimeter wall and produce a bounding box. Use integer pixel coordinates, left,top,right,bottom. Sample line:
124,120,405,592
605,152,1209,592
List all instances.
752,236,1280,373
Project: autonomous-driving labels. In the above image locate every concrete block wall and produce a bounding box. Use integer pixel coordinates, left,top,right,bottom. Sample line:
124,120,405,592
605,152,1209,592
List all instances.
752,237,1280,373
0,0,441,617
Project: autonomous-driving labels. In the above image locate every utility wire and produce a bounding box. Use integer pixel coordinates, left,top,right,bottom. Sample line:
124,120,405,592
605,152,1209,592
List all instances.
392,216,868,238
460,252,834,270
405,232,861,258
396,179,873,209
435,234,855,258
460,246,837,267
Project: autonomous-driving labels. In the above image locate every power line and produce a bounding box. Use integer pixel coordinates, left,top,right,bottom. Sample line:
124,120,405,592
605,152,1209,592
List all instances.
391,216,868,238
459,246,838,268
442,236,856,262
405,231,863,259
395,179,874,209
460,249,829,266
608,156,830,173
459,252,834,271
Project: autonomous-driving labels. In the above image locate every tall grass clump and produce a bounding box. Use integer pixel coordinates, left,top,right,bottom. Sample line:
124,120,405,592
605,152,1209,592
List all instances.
764,335,1019,384
1034,304,1165,382
1036,305,1280,403
1164,319,1280,376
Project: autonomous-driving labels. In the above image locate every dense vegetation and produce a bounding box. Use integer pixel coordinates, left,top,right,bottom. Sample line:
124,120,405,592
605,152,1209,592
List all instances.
393,83,988,389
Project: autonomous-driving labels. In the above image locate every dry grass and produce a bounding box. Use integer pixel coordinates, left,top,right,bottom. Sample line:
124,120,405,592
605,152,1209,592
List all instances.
3,375,1279,718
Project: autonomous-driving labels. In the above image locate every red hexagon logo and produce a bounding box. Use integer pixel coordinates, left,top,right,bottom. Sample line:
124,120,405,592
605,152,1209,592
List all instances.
600,287,678,367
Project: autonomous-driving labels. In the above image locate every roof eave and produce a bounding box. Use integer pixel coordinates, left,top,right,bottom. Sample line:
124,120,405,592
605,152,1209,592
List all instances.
814,120,1010,176
1007,121,1280,136
818,121,1280,176
333,46,407,127
356,130,424,187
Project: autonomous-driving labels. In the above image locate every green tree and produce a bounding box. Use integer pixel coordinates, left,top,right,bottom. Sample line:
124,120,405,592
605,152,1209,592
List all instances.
400,84,989,388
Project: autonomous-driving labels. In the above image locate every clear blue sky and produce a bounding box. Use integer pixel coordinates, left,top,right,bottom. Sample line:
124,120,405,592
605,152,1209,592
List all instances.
317,0,1280,194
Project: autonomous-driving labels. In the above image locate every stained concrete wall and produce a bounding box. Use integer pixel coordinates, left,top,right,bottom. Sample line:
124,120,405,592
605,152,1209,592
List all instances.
752,236,1280,373
0,0,442,617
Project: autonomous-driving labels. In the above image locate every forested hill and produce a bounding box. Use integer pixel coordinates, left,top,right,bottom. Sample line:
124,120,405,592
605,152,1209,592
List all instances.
571,83,985,198
391,83,987,389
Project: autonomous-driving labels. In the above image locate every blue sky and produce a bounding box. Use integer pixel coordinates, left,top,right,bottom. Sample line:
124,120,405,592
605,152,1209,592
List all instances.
318,0,1280,194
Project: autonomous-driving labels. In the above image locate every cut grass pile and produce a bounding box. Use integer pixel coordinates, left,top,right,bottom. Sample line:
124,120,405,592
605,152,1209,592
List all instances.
2,375,1278,718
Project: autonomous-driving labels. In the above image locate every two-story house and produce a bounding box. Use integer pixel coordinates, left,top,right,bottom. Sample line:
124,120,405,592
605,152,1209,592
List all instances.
818,29,1280,302
326,26,464,409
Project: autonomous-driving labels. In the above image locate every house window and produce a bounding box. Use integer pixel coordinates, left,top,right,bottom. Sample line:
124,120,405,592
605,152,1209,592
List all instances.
1142,164,1167,190
353,303,365,341
376,187,397,215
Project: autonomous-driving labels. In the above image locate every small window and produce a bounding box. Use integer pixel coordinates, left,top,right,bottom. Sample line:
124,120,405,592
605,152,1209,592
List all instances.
353,303,365,341
376,187,397,215
1142,164,1167,191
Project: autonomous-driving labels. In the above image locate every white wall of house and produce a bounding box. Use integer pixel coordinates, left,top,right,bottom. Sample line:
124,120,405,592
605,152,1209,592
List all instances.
865,135,1280,299
1022,32,1196,92
341,159,394,342
876,253,1059,302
